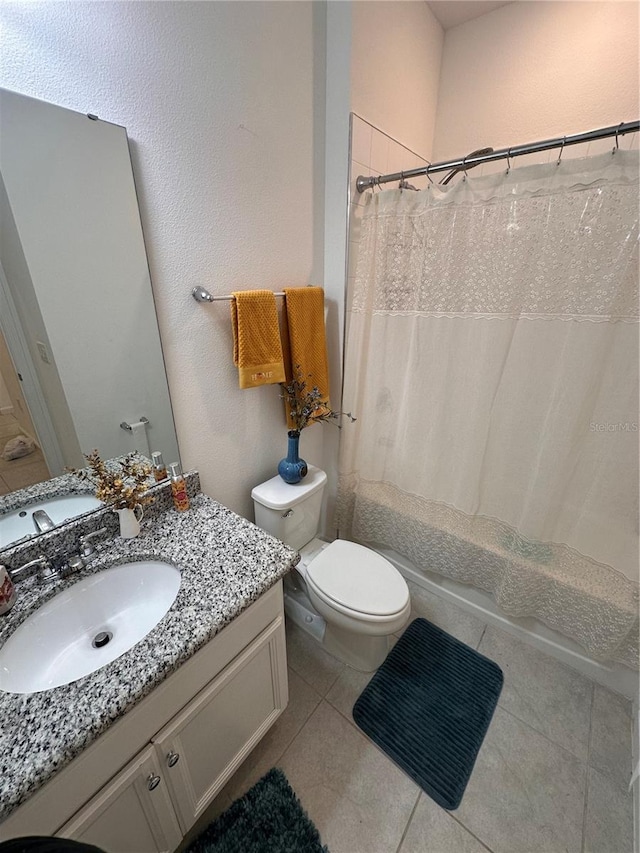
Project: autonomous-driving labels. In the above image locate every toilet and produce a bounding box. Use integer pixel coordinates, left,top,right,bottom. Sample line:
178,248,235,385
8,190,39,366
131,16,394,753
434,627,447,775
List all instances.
252,466,410,671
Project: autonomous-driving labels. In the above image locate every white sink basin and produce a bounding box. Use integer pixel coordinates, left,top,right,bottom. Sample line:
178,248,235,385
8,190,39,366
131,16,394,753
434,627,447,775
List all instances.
0,493,103,548
0,560,181,694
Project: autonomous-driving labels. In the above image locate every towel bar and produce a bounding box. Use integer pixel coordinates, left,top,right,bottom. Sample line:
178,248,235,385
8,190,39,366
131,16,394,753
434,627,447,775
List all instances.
192,286,286,303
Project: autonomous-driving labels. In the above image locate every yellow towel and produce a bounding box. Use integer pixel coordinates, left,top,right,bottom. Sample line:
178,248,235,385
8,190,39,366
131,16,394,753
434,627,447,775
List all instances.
231,290,286,389
282,286,330,428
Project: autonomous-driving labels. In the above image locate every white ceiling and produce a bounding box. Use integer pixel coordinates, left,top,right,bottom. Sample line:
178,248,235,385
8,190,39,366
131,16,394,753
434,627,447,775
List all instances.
427,1,512,30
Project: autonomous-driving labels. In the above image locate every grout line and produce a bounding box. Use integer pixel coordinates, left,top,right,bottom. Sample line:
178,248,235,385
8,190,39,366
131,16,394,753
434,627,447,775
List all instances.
581,684,596,853
394,789,422,853
323,668,343,698
284,624,345,698
278,699,326,768
476,624,487,650
273,672,322,760
496,704,590,767
449,811,496,853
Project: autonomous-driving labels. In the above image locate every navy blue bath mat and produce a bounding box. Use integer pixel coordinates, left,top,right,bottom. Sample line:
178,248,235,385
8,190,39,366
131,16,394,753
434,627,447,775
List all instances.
353,618,503,811
185,767,328,853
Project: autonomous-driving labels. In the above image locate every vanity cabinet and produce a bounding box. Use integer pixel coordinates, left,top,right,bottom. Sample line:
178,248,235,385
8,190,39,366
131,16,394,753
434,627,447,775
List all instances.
153,619,284,832
56,746,182,853
1,582,288,850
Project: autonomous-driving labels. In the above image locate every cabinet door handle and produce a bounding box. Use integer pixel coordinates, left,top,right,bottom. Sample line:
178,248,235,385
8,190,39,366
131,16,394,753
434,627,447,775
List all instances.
167,750,180,767
147,773,162,791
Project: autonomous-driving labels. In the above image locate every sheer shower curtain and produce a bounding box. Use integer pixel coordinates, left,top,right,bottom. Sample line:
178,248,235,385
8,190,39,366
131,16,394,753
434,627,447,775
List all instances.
338,151,639,667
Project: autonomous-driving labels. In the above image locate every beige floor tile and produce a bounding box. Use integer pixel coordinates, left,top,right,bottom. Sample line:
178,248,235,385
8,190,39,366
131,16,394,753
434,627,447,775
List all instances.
405,580,486,648
325,663,375,722
0,449,48,473
222,668,322,802
399,793,491,853
1,458,51,490
285,620,345,696
584,766,634,853
325,634,398,724
279,700,419,853
455,707,586,853
0,415,22,439
589,685,633,788
478,626,593,761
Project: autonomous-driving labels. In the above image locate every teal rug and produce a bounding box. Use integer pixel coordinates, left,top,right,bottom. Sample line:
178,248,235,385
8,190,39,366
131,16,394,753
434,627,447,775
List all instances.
353,618,503,811
186,768,328,853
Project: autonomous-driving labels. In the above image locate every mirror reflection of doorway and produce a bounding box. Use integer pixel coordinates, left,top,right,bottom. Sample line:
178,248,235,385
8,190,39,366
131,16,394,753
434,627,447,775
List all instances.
0,327,51,495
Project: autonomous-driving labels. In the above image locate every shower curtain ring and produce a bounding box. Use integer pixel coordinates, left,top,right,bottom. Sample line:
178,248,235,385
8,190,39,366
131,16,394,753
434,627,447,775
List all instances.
506,148,512,174
557,136,566,166
613,121,623,154
425,162,434,185
399,170,404,189
462,155,469,180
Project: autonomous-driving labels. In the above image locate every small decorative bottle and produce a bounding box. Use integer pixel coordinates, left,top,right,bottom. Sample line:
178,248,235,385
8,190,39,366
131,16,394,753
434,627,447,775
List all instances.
0,565,16,615
151,451,168,482
169,462,190,512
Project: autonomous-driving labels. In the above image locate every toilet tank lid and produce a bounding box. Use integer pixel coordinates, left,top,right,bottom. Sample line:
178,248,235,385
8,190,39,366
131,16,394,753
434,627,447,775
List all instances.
251,465,327,510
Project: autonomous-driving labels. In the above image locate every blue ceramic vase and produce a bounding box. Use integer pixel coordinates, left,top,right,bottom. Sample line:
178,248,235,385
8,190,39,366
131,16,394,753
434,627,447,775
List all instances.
278,430,308,484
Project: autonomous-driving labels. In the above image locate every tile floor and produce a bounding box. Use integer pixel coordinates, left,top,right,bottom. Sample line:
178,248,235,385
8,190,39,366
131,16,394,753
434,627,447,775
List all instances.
0,413,50,493
185,579,636,853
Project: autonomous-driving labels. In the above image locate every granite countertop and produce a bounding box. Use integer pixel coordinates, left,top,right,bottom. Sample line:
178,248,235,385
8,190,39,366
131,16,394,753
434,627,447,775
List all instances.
0,491,297,822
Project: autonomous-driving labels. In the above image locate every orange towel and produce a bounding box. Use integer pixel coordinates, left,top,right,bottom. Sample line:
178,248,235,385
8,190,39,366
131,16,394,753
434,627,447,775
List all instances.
282,286,330,428
231,290,286,389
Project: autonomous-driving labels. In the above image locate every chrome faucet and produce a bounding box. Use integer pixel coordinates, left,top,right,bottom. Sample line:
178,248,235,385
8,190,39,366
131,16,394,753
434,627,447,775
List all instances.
32,510,55,533
54,526,109,576
8,527,108,590
9,555,57,584
78,527,108,561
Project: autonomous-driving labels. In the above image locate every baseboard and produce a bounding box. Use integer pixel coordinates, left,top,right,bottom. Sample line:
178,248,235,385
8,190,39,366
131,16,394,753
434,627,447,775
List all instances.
374,545,639,701
0,405,14,416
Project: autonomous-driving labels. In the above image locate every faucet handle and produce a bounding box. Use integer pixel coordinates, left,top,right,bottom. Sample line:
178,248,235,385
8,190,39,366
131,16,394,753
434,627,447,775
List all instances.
10,555,55,583
79,527,108,557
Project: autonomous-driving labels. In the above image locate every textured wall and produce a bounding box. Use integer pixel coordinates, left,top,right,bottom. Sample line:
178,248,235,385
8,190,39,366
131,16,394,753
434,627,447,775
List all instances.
1,1,326,520
433,1,639,164
351,0,444,159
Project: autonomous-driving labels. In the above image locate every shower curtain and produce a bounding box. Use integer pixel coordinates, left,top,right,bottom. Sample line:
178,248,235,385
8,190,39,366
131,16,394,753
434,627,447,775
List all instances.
338,150,639,667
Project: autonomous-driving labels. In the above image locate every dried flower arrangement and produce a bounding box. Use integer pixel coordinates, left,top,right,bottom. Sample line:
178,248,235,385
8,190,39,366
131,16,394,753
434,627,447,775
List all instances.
70,450,154,510
280,366,356,434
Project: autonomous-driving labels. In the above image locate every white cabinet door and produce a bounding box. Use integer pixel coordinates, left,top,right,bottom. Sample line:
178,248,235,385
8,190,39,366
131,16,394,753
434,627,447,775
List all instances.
57,745,182,853
153,616,288,833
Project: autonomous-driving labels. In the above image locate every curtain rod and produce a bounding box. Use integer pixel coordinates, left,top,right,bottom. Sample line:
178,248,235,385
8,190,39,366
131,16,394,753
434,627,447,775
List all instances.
355,120,640,193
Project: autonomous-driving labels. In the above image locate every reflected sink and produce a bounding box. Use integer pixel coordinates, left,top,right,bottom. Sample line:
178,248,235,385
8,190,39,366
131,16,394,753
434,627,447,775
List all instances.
0,493,103,548
0,560,181,694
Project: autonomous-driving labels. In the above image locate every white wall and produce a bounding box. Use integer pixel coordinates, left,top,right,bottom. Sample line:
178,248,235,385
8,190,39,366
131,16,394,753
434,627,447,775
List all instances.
0,1,326,520
0,171,82,470
351,0,444,160
433,1,639,165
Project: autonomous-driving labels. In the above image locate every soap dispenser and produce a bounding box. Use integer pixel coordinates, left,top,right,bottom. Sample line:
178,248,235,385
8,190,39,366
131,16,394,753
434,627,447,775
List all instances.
169,462,190,512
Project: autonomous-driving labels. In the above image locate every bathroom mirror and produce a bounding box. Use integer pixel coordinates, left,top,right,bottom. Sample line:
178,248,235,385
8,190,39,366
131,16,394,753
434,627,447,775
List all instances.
0,88,179,550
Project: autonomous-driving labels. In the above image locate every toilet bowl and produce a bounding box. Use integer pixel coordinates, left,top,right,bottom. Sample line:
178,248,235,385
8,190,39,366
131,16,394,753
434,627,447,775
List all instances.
252,467,410,671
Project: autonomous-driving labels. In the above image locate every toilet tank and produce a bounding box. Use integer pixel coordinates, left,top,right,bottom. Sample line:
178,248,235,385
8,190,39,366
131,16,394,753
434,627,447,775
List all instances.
251,466,327,550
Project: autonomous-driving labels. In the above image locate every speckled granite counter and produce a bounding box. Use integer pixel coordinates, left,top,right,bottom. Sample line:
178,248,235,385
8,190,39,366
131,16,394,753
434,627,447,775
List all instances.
0,490,297,821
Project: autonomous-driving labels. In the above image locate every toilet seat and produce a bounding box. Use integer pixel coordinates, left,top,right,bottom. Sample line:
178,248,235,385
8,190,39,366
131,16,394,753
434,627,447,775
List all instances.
305,540,409,620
